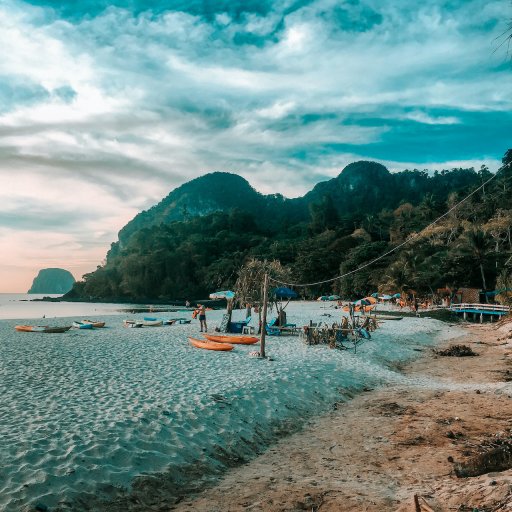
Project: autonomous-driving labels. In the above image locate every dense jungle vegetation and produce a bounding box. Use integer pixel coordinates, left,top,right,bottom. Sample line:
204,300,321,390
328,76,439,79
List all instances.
66,150,512,302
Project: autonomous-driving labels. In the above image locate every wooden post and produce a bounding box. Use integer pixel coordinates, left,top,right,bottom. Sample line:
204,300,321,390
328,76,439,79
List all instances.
260,272,269,358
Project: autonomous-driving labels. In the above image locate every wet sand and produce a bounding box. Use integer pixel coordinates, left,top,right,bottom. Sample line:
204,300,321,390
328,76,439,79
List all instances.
170,320,512,511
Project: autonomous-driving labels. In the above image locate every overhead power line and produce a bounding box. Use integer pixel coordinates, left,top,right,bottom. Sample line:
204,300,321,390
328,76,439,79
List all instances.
269,164,508,288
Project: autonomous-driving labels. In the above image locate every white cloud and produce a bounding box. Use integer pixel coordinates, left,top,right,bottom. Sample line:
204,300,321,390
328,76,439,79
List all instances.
0,0,510,290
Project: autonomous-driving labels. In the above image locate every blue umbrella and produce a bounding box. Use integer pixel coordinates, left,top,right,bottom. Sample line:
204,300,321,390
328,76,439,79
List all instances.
209,290,235,300
272,287,298,299
328,294,341,301
371,292,379,298
353,299,371,306
392,293,401,298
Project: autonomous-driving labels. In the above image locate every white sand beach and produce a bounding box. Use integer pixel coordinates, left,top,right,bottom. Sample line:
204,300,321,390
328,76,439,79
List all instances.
170,321,512,512
2,300,509,511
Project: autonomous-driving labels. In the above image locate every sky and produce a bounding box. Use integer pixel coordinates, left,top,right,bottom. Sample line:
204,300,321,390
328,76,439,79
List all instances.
1,0,511,292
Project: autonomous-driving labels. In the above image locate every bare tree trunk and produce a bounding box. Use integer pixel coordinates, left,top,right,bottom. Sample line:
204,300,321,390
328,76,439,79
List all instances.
260,273,269,358
480,263,487,294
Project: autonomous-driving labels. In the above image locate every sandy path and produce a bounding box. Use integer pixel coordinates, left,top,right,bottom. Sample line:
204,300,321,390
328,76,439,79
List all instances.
170,322,512,512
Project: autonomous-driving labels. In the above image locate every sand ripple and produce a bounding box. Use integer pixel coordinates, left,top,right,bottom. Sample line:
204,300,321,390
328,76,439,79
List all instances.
0,304,457,511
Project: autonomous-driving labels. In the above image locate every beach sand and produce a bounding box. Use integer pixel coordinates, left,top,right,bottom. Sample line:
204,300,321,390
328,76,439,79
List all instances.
170,320,512,512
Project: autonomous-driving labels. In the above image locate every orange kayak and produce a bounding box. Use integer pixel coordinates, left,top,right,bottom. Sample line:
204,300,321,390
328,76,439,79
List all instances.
188,337,234,351
204,334,259,345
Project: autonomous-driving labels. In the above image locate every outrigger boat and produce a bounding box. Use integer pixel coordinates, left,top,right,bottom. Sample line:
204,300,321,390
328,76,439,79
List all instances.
188,337,234,351
124,320,143,328
15,325,71,333
204,334,259,345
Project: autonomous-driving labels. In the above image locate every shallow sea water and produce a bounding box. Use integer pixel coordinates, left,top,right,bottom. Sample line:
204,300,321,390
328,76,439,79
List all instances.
0,301,462,511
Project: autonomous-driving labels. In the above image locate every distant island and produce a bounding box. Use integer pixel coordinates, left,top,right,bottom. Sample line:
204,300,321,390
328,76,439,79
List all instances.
28,268,76,294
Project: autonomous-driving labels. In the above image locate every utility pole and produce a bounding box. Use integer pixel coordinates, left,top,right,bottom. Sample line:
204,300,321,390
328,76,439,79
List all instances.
260,272,268,358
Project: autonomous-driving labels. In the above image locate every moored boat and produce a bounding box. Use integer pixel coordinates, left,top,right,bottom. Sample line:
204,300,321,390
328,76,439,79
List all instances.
142,319,163,327
124,320,143,328
83,320,106,328
188,337,234,351
72,321,94,329
204,334,259,345
15,325,71,333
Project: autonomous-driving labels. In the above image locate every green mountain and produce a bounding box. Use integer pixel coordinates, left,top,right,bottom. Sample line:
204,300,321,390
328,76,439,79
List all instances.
29,268,75,294
67,153,512,301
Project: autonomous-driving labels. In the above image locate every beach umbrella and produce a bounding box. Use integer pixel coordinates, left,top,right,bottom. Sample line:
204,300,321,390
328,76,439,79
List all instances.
353,298,371,306
317,296,329,301
363,296,378,304
392,293,401,298
209,290,235,300
328,294,341,301
371,292,379,298
379,294,392,300
272,287,298,299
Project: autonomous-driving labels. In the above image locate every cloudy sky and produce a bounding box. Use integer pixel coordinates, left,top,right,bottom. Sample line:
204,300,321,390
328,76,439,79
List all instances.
1,0,511,292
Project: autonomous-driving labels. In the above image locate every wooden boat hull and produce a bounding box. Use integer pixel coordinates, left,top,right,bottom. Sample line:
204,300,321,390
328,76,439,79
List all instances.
15,325,71,333
204,334,259,345
83,320,106,328
188,337,233,351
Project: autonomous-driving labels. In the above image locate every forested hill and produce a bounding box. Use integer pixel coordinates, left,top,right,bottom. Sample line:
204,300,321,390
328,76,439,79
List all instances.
118,162,483,241
67,152,512,302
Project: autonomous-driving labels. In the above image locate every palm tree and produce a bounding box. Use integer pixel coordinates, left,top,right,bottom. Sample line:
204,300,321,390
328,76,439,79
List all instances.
463,229,490,291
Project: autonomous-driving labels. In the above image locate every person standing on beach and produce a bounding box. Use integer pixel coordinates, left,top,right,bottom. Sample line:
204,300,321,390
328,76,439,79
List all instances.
198,304,207,332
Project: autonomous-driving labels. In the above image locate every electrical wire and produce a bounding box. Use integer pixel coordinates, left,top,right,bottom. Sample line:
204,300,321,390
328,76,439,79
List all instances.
269,164,507,288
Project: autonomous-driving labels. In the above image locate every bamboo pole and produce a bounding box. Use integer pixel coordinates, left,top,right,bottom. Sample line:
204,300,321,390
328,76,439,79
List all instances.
260,272,269,358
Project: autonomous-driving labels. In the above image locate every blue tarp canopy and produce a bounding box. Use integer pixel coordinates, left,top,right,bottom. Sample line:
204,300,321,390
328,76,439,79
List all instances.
209,290,235,300
272,287,298,299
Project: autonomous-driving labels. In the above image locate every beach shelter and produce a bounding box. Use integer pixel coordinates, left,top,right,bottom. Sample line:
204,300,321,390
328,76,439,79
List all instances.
272,287,298,299
328,294,341,301
317,296,330,301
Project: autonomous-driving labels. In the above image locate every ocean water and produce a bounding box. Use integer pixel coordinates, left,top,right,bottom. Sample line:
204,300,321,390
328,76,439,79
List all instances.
0,301,462,511
0,294,137,321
